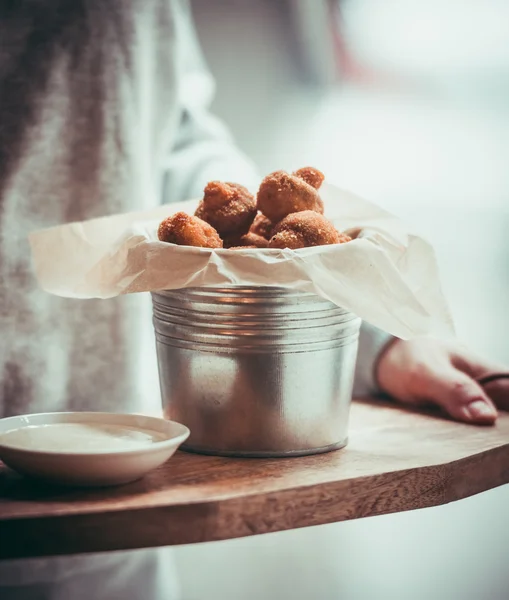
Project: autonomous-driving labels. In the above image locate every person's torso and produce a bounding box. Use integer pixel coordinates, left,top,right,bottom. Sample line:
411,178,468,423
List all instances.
0,1,185,594
0,0,180,418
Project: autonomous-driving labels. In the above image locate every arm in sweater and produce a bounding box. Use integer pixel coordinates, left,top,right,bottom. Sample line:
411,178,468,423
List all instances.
161,0,259,202
354,323,393,397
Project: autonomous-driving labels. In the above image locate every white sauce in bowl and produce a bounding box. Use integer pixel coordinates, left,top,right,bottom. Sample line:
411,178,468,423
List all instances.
0,423,167,453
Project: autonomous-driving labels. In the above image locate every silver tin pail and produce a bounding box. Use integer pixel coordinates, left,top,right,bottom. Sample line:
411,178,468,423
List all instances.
152,287,361,457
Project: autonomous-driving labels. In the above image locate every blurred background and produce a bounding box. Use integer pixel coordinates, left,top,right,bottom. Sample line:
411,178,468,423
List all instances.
173,1,509,598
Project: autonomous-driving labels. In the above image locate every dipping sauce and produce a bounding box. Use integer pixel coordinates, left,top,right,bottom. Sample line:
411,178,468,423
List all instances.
0,423,167,453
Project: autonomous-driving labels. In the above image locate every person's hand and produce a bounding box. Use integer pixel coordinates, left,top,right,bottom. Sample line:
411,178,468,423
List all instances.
376,338,509,425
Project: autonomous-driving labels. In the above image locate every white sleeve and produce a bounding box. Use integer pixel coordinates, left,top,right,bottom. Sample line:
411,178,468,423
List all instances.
162,0,260,203
353,322,394,397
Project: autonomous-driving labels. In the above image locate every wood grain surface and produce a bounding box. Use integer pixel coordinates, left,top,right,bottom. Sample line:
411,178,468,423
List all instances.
1,398,509,560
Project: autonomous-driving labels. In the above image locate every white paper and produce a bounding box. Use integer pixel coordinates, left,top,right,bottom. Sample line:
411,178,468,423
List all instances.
29,183,455,339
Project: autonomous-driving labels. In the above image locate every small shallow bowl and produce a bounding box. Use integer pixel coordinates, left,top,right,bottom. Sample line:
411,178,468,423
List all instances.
0,412,190,487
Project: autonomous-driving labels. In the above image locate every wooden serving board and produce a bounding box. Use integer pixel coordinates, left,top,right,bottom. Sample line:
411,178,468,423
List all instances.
1,398,509,560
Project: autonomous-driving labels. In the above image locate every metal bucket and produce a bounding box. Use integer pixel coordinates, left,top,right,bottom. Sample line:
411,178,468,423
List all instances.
152,287,361,457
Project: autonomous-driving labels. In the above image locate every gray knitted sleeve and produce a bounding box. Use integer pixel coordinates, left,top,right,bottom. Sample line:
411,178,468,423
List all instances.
353,322,394,397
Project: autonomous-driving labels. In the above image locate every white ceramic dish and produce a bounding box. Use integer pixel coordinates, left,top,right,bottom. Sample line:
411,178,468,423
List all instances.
0,412,190,487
